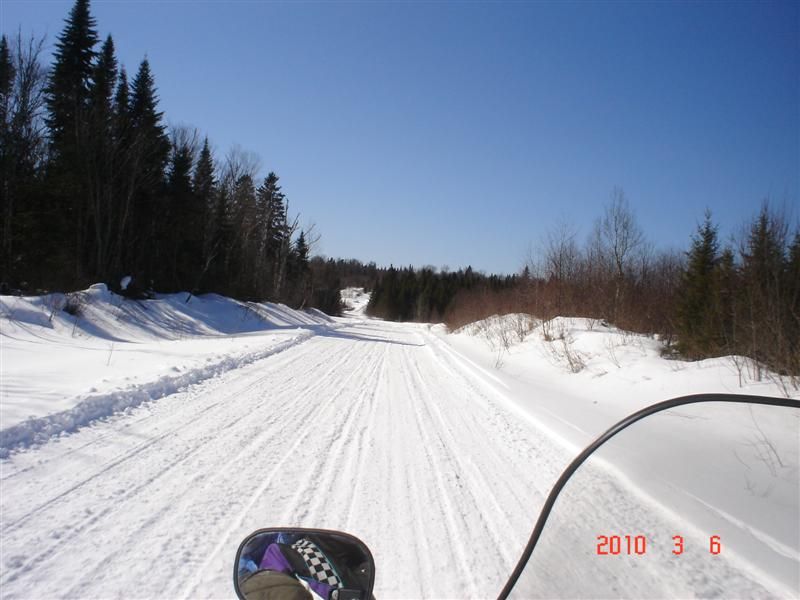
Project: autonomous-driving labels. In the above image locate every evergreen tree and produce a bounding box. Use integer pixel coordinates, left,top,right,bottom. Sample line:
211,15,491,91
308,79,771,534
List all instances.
712,246,738,352
309,257,344,315
128,57,170,285
207,186,232,294
167,141,193,193
45,0,98,157
295,230,309,267
129,58,169,185
193,138,215,202
113,66,129,136
86,35,118,279
257,172,286,256
289,230,311,307
229,173,258,295
256,172,288,297
88,36,116,121
45,0,99,283
192,137,218,289
739,204,790,377
742,205,785,292
0,35,13,127
165,136,197,289
676,212,720,357
108,66,134,281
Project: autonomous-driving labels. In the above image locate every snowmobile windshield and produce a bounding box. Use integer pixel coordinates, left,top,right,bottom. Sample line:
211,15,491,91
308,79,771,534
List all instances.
505,396,800,599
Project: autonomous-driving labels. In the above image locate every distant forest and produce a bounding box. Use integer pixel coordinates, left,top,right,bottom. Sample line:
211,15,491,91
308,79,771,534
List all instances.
365,194,799,381
2,1,798,379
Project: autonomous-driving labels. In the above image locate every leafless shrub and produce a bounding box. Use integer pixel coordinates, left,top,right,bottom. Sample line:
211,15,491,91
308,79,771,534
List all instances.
541,319,553,342
744,406,786,477
729,354,747,388
540,319,585,373
478,315,512,352
63,292,87,317
64,292,88,337
512,313,536,343
43,294,66,322
561,335,586,373
494,346,506,369
768,370,799,398
605,337,621,368
496,320,511,351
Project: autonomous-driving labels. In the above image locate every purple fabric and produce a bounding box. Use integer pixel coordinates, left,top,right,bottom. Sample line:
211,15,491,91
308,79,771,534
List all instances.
258,543,334,598
259,544,293,574
306,579,333,598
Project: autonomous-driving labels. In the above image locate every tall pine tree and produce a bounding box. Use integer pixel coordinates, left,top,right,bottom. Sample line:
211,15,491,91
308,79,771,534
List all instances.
86,35,118,279
45,0,99,283
740,204,790,376
192,137,218,290
129,58,169,189
676,211,720,357
165,134,199,290
0,35,12,128
128,57,170,287
46,0,98,158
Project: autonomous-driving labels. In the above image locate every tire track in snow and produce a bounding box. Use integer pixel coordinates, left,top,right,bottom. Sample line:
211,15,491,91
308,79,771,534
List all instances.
177,337,378,599
97,338,367,597
397,345,480,599
1,320,565,599
407,347,519,570
1,336,364,597
343,343,387,531
1,337,332,535
295,343,387,526
0,334,326,483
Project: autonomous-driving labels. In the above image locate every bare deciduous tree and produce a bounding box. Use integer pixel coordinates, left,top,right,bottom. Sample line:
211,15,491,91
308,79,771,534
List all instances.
544,219,580,314
594,187,645,321
2,31,48,280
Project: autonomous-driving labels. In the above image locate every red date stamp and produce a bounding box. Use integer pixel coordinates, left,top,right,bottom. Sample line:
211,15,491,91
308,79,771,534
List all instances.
596,535,721,556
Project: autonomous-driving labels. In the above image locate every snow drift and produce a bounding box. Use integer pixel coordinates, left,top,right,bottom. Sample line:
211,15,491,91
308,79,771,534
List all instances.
0,285,339,454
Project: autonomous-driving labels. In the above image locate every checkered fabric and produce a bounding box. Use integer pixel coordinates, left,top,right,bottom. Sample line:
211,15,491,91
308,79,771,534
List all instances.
292,538,342,588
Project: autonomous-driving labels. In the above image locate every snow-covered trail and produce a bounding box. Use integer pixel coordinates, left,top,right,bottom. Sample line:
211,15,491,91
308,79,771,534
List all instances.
0,320,564,599
0,318,791,599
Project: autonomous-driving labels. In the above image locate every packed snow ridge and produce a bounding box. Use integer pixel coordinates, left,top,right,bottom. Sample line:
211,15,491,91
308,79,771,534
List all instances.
0,284,340,454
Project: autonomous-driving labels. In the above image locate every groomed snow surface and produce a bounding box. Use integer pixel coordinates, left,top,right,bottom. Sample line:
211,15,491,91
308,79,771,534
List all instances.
0,287,797,599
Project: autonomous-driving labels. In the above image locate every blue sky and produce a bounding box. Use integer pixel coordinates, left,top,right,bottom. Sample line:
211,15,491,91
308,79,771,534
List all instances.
2,0,798,274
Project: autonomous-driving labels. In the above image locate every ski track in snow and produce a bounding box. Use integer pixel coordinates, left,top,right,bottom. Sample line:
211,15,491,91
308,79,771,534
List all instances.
0,319,791,599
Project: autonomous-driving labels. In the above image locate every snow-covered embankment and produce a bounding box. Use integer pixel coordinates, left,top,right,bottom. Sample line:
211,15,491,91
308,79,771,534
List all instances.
0,285,337,454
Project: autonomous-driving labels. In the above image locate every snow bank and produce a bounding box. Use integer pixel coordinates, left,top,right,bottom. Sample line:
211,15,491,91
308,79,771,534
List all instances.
440,313,799,595
452,313,798,403
0,332,311,455
0,287,339,453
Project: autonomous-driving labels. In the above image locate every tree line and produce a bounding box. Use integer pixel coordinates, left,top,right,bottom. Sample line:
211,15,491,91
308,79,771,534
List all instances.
364,191,799,380
677,205,799,379
2,1,797,378
1,0,328,309
367,265,517,322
